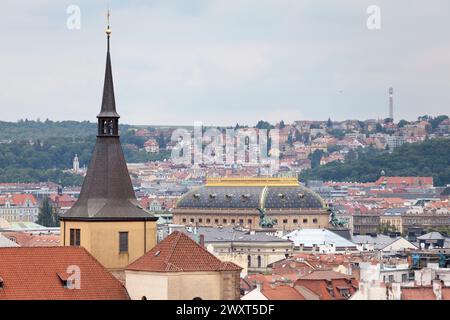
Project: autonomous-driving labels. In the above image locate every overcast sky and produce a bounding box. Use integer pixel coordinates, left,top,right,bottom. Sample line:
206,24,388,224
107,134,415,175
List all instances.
1,0,449,126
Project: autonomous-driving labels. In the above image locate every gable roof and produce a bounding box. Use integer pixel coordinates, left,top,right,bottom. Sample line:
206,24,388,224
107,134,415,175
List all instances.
1,232,60,247
126,231,242,273
417,232,445,240
0,247,129,300
283,229,357,249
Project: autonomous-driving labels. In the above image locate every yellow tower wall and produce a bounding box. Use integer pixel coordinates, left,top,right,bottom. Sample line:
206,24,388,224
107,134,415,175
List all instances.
60,220,157,271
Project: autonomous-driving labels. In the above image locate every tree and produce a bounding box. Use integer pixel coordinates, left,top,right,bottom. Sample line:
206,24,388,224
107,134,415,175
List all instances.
429,115,449,129
279,120,286,129
398,119,409,128
309,149,324,169
345,149,358,161
37,197,59,227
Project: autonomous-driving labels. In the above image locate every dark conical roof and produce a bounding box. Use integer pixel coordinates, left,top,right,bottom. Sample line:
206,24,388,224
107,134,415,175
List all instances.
98,37,120,118
61,33,155,222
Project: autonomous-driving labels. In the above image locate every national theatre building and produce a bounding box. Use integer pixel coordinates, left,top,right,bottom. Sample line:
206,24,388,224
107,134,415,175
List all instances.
173,178,330,231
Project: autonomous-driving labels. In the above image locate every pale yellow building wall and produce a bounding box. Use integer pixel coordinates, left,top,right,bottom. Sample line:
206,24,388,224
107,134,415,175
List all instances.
168,272,223,300
60,220,157,270
124,271,224,300
125,271,169,300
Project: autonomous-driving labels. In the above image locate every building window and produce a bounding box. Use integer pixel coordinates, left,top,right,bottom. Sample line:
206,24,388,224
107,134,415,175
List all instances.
248,219,252,224
293,219,298,224
69,229,80,246
206,218,211,223
257,255,262,268
402,274,407,282
198,218,203,223
388,275,394,283
190,218,195,223
215,219,219,224
182,218,187,223
223,219,227,224
119,232,129,253
239,219,244,224
303,219,308,224
283,219,288,224
247,255,251,268
313,218,318,224
231,219,235,224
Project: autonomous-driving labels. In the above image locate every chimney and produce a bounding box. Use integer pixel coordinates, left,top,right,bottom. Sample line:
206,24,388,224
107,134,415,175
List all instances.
199,234,205,247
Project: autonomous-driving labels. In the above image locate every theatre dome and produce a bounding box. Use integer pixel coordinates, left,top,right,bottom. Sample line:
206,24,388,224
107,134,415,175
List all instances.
176,178,326,210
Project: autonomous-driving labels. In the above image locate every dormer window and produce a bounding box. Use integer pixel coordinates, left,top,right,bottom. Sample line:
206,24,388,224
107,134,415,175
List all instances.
57,272,71,289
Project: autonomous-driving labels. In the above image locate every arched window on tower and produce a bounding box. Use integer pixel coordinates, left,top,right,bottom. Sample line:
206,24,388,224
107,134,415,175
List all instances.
108,120,114,135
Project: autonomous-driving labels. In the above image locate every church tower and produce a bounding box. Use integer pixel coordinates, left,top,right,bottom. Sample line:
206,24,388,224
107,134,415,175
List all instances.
60,15,157,272
72,154,80,172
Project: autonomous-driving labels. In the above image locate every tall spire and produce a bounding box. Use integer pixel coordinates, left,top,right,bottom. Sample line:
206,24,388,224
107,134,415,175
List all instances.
61,9,155,221
98,8,119,119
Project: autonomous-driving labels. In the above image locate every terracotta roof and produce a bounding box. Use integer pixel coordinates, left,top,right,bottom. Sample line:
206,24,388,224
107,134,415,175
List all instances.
126,231,242,273
261,284,306,300
1,232,60,247
401,287,436,300
298,270,352,281
0,247,129,300
0,194,37,206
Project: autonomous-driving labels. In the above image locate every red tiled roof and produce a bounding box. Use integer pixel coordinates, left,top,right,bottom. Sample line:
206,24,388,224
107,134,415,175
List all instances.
375,176,433,186
298,270,352,280
261,284,306,300
1,232,60,247
0,247,129,300
126,231,242,273
401,287,436,300
0,194,37,206
295,270,358,300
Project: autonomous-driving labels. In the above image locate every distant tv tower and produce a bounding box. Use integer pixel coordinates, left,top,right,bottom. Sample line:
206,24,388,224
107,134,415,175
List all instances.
389,87,394,120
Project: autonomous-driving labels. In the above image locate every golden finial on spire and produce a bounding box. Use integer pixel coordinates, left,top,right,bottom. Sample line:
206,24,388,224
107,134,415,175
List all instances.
106,8,112,35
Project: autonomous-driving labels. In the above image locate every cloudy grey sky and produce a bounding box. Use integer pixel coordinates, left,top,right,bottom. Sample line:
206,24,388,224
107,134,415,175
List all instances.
1,0,449,126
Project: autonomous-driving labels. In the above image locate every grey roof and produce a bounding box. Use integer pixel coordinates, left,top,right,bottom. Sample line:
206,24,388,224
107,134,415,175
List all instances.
417,232,445,241
163,226,291,243
283,228,357,248
0,234,19,247
176,185,325,210
351,234,401,250
384,207,409,216
60,35,155,222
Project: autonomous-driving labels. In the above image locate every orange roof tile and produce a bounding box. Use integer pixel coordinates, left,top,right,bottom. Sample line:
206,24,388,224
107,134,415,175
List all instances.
261,284,306,300
401,287,436,300
126,231,242,273
0,247,129,300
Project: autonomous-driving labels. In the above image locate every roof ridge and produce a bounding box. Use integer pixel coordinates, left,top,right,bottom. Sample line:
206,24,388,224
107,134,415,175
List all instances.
163,231,183,270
